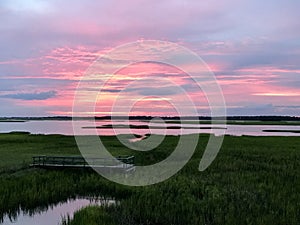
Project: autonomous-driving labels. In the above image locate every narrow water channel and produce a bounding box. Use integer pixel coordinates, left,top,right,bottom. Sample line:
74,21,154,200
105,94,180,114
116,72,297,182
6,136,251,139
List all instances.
1,197,115,225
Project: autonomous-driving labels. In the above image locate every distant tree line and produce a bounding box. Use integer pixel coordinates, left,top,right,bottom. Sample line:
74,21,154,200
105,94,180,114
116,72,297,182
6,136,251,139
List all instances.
1,115,300,121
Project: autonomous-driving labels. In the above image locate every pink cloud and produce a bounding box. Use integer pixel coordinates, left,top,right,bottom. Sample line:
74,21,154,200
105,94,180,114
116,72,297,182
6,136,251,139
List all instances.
1,0,300,116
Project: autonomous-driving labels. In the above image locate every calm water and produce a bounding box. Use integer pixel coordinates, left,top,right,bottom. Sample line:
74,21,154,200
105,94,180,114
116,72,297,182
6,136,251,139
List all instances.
1,197,115,225
0,120,300,136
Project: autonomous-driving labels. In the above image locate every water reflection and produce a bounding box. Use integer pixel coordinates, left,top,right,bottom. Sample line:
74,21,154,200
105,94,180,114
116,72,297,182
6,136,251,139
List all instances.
1,197,115,225
0,120,300,136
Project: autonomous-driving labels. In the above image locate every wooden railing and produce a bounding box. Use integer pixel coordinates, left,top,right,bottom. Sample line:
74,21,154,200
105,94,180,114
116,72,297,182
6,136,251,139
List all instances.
31,155,135,171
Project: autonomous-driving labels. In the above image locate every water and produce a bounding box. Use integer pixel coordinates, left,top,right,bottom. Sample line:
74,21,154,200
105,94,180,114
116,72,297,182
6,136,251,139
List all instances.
1,197,115,225
0,120,300,136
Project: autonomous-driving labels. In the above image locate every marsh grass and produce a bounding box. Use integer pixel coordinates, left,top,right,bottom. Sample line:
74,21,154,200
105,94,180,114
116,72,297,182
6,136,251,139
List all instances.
0,133,299,224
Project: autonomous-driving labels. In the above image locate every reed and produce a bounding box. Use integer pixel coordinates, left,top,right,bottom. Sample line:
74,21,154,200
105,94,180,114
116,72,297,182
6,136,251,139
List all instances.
0,133,299,224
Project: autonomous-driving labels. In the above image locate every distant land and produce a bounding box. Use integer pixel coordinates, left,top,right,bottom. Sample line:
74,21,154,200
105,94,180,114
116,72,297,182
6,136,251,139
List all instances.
0,115,300,122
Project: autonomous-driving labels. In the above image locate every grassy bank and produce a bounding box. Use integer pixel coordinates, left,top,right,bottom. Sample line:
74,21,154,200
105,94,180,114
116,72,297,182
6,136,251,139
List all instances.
0,132,299,224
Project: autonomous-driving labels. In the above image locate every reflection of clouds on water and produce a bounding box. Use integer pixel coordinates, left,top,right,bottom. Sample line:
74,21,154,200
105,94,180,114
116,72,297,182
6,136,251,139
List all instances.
2,197,115,225
0,120,300,137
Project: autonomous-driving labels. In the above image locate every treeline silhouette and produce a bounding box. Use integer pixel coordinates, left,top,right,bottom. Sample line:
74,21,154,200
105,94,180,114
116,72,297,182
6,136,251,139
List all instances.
1,115,300,121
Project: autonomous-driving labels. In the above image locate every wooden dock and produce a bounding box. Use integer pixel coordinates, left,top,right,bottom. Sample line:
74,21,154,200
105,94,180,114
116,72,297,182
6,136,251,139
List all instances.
30,155,135,172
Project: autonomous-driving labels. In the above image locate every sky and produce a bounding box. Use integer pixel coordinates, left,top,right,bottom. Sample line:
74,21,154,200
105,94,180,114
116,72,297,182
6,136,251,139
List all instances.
0,0,300,117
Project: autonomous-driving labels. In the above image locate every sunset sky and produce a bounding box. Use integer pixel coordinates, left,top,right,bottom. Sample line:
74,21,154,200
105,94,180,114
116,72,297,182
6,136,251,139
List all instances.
0,0,299,116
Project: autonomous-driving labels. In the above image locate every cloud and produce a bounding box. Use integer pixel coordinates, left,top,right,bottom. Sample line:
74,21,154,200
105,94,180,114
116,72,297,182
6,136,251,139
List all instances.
227,104,276,116
252,92,300,97
0,78,75,91
135,86,181,96
101,88,120,93
0,0,300,116
0,90,57,100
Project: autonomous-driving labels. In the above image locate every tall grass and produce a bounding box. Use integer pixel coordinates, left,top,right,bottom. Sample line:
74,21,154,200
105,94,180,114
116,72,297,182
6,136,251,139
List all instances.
0,169,132,222
0,133,299,224
61,206,117,225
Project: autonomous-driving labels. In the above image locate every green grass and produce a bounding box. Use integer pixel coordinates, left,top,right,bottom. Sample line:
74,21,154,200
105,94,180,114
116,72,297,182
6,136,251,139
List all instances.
0,132,79,171
61,206,117,225
0,133,299,224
